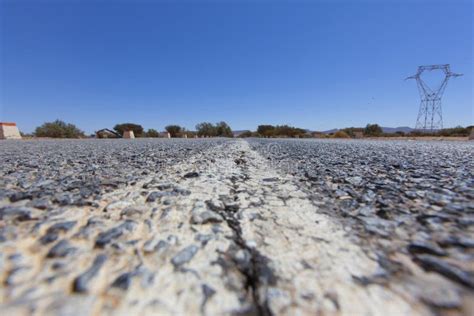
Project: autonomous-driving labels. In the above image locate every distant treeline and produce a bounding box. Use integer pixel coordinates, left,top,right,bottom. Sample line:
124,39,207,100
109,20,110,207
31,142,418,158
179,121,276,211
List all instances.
29,120,234,139
238,125,309,138
27,120,473,139
307,124,473,139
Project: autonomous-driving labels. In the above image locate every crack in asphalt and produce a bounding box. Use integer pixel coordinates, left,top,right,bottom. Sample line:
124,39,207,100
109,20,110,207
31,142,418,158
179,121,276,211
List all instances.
208,149,276,316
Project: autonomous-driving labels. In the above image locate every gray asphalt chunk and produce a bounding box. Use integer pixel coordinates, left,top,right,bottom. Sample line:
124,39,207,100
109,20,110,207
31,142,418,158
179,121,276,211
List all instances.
46,221,77,234
46,239,77,258
73,254,108,293
171,245,199,267
415,255,474,288
0,206,33,221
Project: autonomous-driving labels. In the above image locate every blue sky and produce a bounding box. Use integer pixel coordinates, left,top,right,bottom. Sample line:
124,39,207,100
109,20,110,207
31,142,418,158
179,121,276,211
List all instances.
1,0,472,134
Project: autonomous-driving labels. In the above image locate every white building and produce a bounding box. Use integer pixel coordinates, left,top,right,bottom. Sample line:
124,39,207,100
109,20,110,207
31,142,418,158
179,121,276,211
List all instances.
0,122,22,140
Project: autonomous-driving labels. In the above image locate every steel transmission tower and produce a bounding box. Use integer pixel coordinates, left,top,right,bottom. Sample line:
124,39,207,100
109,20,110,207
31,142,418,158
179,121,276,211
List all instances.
406,64,462,131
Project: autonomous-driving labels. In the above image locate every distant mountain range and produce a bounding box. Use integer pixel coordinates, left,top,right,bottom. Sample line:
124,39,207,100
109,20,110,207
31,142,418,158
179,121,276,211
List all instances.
320,126,414,134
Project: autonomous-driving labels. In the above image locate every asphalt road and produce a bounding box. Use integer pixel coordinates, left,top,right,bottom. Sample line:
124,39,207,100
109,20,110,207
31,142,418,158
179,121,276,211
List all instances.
1,138,473,315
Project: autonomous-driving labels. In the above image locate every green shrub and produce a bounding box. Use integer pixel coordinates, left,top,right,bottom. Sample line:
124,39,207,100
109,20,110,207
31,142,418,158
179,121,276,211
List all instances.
257,125,275,137
438,126,469,137
341,127,364,138
333,130,350,138
145,129,160,138
34,120,85,138
364,124,383,137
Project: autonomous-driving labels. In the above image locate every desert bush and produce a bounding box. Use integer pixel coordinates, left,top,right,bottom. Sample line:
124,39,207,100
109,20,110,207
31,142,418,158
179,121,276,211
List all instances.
145,129,160,138
364,124,383,137
341,127,364,138
438,126,469,137
333,130,350,138
410,130,436,137
34,120,85,138
257,125,276,137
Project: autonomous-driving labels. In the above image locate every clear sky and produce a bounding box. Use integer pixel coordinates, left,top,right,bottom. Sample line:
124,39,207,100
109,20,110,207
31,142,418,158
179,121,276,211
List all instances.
1,0,472,134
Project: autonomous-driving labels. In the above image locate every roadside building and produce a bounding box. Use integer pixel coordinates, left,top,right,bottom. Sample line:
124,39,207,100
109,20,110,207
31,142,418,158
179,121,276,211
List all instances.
96,129,121,138
0,122,22,140
123,130,135,139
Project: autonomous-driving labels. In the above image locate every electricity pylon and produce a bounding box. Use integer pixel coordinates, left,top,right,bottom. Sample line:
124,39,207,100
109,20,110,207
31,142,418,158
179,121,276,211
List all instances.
406,64,462,131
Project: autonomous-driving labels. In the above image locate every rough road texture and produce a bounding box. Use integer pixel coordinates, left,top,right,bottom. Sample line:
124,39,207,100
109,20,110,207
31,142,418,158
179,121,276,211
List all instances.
0,139,473,315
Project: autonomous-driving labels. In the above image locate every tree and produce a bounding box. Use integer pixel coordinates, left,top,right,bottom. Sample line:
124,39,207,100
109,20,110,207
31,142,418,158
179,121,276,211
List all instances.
364,124,383,137
256,124,307,138
165,125,183,137
145,129,160,138
34,120,85,138
215,121,233,137
276,125,306,137
196,122,216,137
195,122,233,137
257,125,275,137
114,123,144,137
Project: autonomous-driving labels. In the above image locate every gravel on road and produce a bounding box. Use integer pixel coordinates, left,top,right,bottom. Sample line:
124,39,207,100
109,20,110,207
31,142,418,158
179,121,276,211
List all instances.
0,138,473,315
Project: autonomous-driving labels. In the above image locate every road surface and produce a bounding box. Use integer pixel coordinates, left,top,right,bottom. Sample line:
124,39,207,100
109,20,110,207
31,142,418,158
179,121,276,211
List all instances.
1,138,473,315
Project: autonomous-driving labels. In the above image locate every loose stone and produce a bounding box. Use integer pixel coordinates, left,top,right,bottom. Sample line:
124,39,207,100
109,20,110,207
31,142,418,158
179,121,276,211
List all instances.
415,255,474,288
73,254,108,293
47,240,77,258
0,206,33,221
183,172,199,179
171,245,199,267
